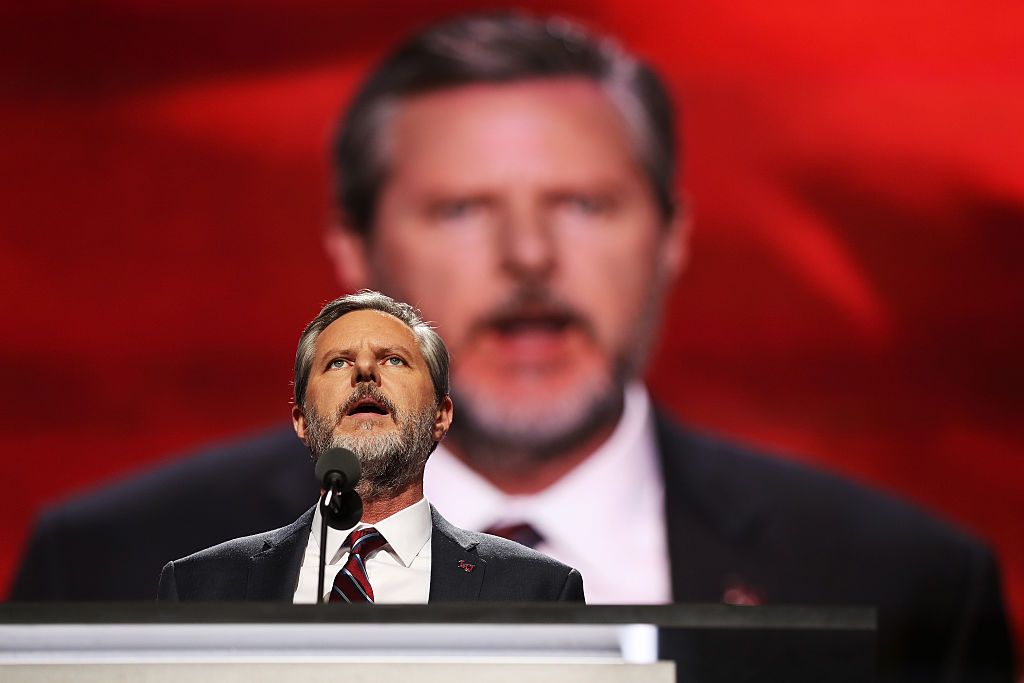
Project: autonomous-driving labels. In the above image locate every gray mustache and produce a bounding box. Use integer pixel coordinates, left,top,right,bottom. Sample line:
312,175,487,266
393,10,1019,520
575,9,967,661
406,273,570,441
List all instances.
336,384,397,421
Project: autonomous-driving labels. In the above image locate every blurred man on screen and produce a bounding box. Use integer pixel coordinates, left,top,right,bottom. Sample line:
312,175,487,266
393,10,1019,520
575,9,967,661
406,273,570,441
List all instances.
12,12,1014,682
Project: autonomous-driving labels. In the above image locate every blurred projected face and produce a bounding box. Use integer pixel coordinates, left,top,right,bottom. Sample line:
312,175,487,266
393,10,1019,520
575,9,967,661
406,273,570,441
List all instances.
350,80,682,461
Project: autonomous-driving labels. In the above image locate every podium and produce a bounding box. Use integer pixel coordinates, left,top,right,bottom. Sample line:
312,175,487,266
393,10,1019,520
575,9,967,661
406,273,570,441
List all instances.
0,604,874,682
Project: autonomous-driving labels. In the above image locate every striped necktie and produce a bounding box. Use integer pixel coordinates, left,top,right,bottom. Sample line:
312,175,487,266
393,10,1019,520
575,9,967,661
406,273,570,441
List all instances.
329,527,388,603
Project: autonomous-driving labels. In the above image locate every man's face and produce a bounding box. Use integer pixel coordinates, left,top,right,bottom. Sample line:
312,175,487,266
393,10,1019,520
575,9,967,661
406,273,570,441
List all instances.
330,79,683,459
292,309,453,498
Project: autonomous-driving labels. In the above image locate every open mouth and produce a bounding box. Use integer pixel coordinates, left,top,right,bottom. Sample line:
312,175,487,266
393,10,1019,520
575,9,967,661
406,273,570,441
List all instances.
346,397,390,417
491,311,577,335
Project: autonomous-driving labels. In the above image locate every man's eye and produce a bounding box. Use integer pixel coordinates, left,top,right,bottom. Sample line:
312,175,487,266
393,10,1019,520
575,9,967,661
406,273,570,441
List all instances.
384,357,406,366
433,199,484,221
328,359,350,369
564,194,609,214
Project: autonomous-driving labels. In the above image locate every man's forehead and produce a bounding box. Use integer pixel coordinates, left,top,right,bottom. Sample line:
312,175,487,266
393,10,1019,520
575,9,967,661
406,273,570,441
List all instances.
381,78,642,190
397,77,611,111
316,310,418,352
389,77,627,141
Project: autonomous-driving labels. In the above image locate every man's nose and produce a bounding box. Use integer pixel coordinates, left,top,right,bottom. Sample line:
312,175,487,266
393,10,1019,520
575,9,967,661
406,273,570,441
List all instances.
498,206,556,282
352,353,380,386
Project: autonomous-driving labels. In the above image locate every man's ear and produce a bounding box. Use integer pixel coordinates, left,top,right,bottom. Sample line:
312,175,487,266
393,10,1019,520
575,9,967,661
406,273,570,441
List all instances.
432,396,454,441
659,195,692,283
291,404,309,445
323,221,371,291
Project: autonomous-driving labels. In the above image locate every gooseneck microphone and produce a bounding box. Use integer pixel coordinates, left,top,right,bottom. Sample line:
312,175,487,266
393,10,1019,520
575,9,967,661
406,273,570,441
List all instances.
315,448,364,604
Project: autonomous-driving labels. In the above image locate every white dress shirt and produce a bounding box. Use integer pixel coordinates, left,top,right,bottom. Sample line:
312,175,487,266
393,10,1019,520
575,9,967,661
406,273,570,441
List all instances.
293,496,432,604
424,382,671,603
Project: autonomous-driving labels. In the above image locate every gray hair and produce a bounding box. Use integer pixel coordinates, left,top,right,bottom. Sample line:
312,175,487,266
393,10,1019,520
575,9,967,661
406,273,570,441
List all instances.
293,290,450,409
333,12,677,234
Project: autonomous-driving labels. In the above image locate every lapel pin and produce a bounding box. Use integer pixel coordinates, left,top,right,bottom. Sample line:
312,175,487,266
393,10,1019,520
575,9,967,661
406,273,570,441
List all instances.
722,580,763,606
457,559,475,573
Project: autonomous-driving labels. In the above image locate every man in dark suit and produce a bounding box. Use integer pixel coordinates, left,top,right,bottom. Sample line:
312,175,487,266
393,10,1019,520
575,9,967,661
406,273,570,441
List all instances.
12,12,1014,681
159,290,583,603
159,505,583,603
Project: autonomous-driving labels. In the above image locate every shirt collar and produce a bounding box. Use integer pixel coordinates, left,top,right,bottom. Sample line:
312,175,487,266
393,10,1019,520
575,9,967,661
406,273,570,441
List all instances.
310,495,432,568
424,382,659,538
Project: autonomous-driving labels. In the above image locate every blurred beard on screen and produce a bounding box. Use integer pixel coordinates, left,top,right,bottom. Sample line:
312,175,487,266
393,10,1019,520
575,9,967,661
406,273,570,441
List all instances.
305,386,439,501
450,366,622,464
446,283,662,467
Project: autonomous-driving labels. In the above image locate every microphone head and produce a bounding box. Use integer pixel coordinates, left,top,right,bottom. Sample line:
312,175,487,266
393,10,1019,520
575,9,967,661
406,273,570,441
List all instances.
323,489,364,530
314,447,361,491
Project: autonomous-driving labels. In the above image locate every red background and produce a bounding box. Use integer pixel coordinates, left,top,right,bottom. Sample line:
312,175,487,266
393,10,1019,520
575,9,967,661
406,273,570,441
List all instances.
2,0,1022,658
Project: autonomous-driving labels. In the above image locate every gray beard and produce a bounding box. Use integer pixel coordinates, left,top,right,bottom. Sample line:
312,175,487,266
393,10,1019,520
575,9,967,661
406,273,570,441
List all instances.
305,402,438,502
445,281,666,469
447,364,625,468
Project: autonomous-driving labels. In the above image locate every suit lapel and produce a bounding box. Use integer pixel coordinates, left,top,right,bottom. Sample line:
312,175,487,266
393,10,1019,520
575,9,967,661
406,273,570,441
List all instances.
428,505,486,602
246,506,314,601
655,412,770,602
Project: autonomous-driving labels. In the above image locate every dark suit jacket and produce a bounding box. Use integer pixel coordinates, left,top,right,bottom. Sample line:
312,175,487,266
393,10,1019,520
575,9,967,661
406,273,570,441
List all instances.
157,505,584,603
11,417,1016,682
653,417,1013,683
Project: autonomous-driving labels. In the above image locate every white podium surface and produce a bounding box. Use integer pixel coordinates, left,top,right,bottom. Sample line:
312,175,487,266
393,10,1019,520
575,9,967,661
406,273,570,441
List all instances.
0,621,672,683
0,603,876,682
0,662,673,683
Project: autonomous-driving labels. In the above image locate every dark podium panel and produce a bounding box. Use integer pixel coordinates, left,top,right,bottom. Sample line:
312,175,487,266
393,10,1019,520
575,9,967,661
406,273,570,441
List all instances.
659,618,875,683
0,603,875,683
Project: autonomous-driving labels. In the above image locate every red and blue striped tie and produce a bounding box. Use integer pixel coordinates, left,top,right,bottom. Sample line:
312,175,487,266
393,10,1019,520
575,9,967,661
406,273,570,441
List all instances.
329,527,388,603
